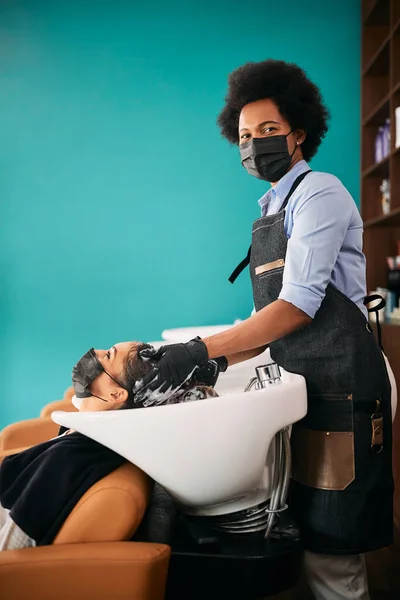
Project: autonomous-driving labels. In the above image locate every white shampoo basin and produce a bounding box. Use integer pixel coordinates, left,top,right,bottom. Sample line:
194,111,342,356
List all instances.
52,351,307,515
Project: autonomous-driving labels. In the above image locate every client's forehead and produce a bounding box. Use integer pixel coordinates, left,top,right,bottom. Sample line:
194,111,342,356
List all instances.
93,342,139,375
114,341,139,353
110,342,138,368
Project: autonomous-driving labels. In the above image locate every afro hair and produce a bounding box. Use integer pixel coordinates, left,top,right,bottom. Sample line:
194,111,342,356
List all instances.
217,59,330,162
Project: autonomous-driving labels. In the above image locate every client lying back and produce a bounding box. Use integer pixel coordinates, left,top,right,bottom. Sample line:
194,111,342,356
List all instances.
0,341,219,551
71,341,218,412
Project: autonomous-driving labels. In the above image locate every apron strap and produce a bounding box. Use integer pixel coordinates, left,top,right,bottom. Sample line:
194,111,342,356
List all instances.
364,294,386,351
278,169,312,211
229,169,312,284
229,245,251,284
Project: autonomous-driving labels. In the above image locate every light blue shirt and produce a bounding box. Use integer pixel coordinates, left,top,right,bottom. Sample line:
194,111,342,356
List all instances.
258,160,368,319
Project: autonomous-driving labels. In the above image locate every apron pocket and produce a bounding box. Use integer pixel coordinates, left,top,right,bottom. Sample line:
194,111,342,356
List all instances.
291,428,355,490
291,393,355,490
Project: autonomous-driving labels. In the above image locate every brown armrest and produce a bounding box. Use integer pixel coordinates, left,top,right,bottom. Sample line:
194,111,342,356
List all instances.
0,541,171,600
40,398,77,418
0,418,58,452
53,462,152,544
0,446,31,464
63,386,74,402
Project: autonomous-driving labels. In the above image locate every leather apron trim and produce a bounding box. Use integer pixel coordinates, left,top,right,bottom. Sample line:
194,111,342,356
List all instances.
255,259,285,275
291,429,355,491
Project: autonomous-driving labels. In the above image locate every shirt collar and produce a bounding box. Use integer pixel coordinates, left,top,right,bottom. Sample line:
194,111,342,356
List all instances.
258,159,310,213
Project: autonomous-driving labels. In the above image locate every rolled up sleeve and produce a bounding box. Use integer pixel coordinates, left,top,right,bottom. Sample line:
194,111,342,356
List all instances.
278,176,353,318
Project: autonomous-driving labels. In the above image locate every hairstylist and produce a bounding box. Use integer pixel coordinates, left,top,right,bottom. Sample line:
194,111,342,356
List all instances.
138,60,393,600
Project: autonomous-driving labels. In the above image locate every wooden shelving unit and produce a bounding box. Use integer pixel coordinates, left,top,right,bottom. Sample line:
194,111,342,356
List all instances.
361,0,400,308
361,0,400,563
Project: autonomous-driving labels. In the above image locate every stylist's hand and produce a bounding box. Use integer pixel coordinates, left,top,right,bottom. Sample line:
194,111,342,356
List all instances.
136,338,209,403
194,356,228,387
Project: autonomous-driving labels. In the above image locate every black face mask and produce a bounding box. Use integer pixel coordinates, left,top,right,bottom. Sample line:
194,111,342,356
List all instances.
71,348,125,403
239,131,298,182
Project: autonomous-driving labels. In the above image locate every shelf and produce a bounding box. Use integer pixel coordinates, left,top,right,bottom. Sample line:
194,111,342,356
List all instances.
364,207,400,228
364,0,390,25
362,34,391,75
362,155,390,178
362,93,390,126
363,0,400,532
372,322,400,332
363,146,400,179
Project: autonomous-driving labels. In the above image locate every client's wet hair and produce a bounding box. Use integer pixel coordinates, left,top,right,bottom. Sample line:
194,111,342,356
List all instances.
122,343,154,394
120,343,217,409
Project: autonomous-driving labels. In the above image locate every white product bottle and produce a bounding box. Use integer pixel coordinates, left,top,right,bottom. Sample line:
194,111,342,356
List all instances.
383,118,391,157
396,107,400,149
375,127,384,162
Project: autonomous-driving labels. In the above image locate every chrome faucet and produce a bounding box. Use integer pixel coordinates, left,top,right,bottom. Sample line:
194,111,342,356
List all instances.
255,363,282,388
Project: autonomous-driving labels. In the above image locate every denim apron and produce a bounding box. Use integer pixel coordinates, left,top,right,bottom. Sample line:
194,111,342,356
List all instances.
231,171,394,554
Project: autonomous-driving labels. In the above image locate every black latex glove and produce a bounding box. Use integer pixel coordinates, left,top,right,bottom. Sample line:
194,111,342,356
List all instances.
136,338,209,402
194,356,228,387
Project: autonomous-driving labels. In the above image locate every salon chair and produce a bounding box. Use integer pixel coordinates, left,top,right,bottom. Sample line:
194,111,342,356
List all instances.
0,385,76,453
0,417,59,454
63,385,75,403
40,386,76,418
40,397,77,418
0,459,171,600
0,385,77,453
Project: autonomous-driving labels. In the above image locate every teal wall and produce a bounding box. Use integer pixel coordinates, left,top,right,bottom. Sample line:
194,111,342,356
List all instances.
0,0,361,427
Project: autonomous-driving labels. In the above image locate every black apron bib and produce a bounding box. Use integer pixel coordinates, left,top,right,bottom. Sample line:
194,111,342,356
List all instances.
232,171,393,554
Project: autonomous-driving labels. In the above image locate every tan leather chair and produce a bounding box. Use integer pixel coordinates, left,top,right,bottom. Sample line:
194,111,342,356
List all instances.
0,417,59,453
40,386,76,418
0,459,171,600
63,385,74,403
0,386,76,453
40,398,77,418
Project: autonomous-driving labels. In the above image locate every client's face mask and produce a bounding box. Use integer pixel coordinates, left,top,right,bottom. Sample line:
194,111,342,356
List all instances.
71,348,125,408
239,131,297,182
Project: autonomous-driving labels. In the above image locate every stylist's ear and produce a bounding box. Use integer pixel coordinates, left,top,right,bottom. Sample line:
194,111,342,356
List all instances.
296,129,306,145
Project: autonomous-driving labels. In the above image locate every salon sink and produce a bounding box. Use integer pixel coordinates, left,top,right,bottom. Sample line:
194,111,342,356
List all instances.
52,349,305,515
53,351,307,599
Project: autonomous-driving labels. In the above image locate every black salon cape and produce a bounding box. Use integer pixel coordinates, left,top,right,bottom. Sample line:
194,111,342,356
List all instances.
0,432,126,546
